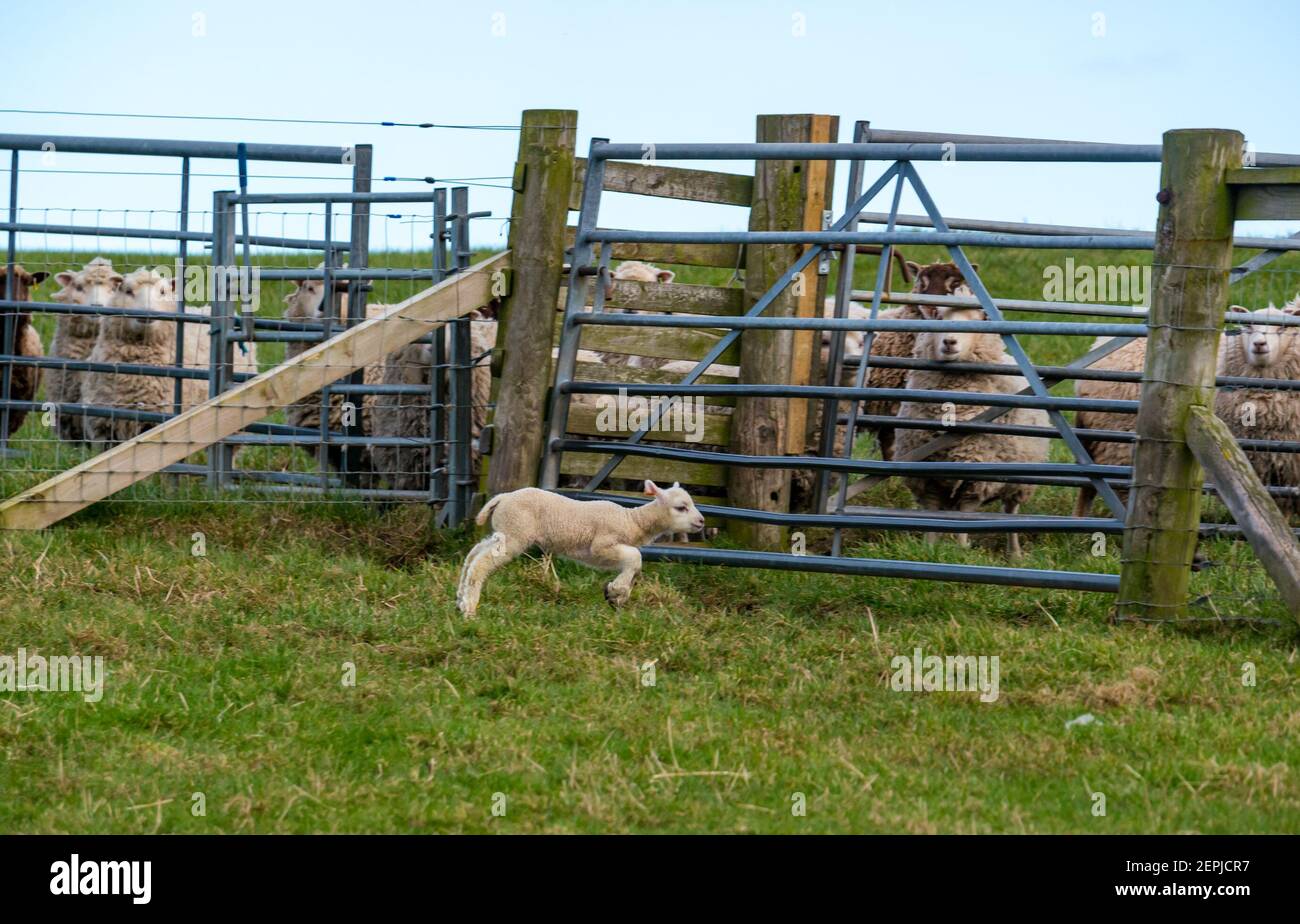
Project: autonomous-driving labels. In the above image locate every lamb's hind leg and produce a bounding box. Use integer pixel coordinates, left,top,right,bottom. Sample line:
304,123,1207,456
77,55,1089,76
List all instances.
457,532,525,617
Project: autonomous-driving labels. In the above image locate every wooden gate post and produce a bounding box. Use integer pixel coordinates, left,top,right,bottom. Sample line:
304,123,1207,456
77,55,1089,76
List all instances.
1116,128,1242,619
485,109,578,499
727,113,838,550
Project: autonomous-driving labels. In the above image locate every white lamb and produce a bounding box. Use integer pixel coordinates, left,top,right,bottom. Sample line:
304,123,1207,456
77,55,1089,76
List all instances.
457,480,705,617
1214,300,1300,519
595,261,676,370
47,257,121,442
893,304,1050,556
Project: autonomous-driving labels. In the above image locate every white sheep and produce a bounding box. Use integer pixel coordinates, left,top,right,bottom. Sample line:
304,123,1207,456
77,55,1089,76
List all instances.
595,261,676,370
1072,335,1146,517
47,257,120,442
82,269,208,445
894,304,1049,556
1214,300,1300,518
457,480,705,617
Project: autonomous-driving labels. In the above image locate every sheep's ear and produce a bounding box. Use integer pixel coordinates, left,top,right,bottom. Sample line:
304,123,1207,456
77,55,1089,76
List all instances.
29,271,49,285
1283,301,1300,316
917,303,937,319
165,276,177,293
967,263,979,274
110,274,123,287
656,269,675,284
1228,305,1247,314
55,272,74,287
904,260,921,275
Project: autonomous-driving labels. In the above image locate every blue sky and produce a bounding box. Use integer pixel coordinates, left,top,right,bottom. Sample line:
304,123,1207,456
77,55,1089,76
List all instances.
4,0,1298,252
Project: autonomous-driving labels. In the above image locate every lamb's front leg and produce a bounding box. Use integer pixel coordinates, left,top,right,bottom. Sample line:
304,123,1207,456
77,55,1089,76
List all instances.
591,542,642,608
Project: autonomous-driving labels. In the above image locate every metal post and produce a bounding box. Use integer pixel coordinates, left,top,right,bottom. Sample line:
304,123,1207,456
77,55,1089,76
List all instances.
319,201,334,490
343,144,373,484
208,191,236,488
1,149,18,454
431,188,449,507
173,156,190,416
447,187,473,524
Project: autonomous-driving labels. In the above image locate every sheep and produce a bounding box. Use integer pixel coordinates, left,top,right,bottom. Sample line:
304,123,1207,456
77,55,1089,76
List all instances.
820,261,977,462
595,261,676,370
47,258,121,441
457,480,705,617
1214,300,1300,518
82,269,210,446
893,304,1049,556
281,271,385,472
0,264,49,437
1071,335,1146,517
369,306,497,492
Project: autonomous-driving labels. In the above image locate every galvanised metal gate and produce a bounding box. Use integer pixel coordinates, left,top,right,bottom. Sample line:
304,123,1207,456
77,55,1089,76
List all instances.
540,124,1300,593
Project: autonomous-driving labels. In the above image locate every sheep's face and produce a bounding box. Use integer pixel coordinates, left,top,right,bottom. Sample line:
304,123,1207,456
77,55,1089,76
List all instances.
0,266,50,303
109,271,176,341
604,261,675,301
925,306,987,363
53,269,121,308
1234,306,1297,369
284,279,329,322
645,480,706,534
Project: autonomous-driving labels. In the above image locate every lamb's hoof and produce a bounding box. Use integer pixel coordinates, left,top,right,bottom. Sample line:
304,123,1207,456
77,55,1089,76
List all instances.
604,584,629,608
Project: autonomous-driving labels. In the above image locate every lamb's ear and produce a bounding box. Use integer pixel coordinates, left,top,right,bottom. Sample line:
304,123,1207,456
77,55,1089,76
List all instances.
643,480,662,498
656,269,675,284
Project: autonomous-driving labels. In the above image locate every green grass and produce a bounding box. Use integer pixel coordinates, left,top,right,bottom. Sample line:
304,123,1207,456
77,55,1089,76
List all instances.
1,247,1298,833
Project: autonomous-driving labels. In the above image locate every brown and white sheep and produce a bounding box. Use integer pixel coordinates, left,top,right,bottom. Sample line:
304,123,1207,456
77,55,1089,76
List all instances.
894,303,1049,556
1214,300,1300,518
1071,335,1146,517
47,258,121,442
0,264,49,437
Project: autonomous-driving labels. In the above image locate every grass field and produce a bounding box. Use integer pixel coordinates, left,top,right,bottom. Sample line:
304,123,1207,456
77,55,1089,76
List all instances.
1,243,1298,833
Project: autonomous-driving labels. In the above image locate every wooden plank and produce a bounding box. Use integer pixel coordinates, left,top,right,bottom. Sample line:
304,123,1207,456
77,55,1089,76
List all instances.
572,361,737,406
1117,130,1242,619
571,157,753,209
556,316,740,364
1227,167,1300,185
560,279,744,316
1185,405,1300,622
1234,184,1300,221
559,449,726,487
486,110,578,497
565,402,732,445
785,113,838,453
0,252,509,531
564,227,741,268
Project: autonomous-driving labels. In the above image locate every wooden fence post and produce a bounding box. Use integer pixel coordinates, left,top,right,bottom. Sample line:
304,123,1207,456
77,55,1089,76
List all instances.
485,109,578,499
727,113,838,550
1116,128,1242,620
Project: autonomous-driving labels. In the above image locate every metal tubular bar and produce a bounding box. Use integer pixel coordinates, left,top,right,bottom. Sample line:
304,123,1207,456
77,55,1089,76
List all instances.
0,220,338,252
901,161,1129,518
541,137,610,489
0,132,350,163
851,289,1150,321
341,144,373,486
636,546,1120,594
253,268,439,280
833,162,905,552
431,188,449,507
592,141,1164,162
815,119,870,516
2,149,17,453
225,191,442,205
585,228,1155,250
173,155,190,416
562,490,1125,534
852,209,1300,254
446,186,473,524
554,438,1130,478
576,161,906,491
573,312,1148,337
207,192,232,488
318,201,335,492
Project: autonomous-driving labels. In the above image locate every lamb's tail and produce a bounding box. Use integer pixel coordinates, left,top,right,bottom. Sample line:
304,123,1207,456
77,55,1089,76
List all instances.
476,493,504,526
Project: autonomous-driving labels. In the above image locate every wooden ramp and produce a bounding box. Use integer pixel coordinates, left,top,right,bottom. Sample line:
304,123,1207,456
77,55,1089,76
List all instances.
0,252,508,530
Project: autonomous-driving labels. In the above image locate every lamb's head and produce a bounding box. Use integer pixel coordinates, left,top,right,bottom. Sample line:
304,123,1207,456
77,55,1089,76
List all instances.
0,264,50,302
105,268,177,344
916,305,996,364
1228,302,1300,370
603,261,675,300
53,258,121,337
906,261,977,301
644,479,705,535
284,263,347,322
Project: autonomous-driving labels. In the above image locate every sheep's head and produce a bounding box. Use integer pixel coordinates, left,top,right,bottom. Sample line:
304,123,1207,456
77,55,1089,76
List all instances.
0,265,50,302
644,479,706,534
917,304,989,363
53,258,121,338
906,261,976,301
284,264,348,322
106,269,177,342
1230,303,1300,369
604,261,675,300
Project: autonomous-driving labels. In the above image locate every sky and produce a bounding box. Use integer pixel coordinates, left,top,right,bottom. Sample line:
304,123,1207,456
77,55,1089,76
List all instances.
4,0,1299,255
